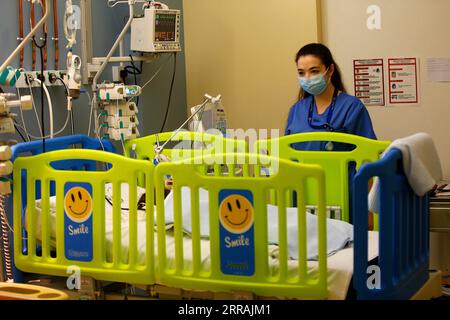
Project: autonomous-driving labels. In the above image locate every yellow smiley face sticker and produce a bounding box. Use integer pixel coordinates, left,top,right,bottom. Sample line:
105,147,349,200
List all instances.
64,187,93,223
219,194,254,234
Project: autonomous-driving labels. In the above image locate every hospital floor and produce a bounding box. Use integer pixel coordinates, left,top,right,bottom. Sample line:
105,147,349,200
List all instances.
20,271,447,300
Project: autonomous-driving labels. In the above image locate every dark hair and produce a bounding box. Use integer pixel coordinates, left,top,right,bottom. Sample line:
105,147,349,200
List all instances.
295,43,346,100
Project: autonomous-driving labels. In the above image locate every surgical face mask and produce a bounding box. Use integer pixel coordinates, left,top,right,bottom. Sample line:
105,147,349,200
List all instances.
298,68,330,96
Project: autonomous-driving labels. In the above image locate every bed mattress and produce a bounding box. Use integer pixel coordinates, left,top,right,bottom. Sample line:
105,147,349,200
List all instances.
24,184,379,300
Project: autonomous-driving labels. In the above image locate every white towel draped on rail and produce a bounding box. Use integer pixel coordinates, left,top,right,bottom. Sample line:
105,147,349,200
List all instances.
368,132,443,212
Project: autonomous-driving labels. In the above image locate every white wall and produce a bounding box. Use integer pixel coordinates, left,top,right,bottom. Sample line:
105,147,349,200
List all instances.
322,0,450,180
183,0,321,132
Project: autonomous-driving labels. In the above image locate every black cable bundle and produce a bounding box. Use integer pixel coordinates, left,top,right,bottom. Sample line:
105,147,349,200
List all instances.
127,54,144,107
33,33,47,152
159,52,177,133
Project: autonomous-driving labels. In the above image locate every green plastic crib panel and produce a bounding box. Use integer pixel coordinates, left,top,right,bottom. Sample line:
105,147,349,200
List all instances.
255,133,390,223
13,149,156,285
154,153,328,299
124,131,248,188
124,131,248,161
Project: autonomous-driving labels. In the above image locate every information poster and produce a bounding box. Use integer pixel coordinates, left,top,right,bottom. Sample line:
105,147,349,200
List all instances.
353,59,385,106
388,58,419,105
427,57,450,82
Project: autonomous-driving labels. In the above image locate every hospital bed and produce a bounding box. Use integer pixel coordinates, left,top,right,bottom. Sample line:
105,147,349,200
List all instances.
5,132,434,300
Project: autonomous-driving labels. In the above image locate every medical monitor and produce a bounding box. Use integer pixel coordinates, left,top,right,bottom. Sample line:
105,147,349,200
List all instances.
131,8,181,52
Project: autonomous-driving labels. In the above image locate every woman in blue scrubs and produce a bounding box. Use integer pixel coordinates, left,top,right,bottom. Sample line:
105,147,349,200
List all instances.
285,43,377,227
285,43,377,150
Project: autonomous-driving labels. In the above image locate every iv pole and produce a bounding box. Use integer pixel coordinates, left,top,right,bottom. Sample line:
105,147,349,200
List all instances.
154,94,221,158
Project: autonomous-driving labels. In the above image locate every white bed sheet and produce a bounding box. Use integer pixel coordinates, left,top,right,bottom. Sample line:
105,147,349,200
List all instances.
25,186,379,300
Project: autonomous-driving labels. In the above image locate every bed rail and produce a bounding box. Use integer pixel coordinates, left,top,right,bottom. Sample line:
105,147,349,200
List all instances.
255,132,390,222
7,135,115,282
154,153,328,299
353,148,429,300
13,149,155,285
124,131,248,162
11,135,115,161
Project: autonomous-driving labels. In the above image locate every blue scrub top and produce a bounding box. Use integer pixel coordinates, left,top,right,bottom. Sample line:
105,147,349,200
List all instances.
285,92,377,151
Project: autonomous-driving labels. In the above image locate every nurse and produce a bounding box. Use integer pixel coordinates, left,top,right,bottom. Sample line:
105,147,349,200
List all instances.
285,43,377,150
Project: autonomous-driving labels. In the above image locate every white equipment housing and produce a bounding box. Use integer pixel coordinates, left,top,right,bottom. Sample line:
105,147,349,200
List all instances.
65,52,82,98
190,99,228,136
97,84,142,101
131,7,181,52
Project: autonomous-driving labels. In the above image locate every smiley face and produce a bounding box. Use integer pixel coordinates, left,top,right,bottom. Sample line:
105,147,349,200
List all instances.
64,187,93,222
219,194,254,234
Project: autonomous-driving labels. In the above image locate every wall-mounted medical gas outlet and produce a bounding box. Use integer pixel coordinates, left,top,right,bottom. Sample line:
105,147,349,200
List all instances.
15,70,68,89
0,94,32,113
0,117,15,134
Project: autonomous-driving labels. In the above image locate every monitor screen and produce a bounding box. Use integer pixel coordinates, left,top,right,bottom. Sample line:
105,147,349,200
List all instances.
154,13,177,42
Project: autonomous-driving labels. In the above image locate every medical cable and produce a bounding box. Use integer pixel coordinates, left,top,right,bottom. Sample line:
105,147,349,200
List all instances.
156,95,215,155
70,110,75,135
86,92,95,136
14,69,31,141
189,104,206,149
159,52,177,133
15,72,71,139
31,77,54,139
107,0,153,8
127,54,170,104
120,138,126,157
33,28,49,152
26,80,44,135
14,111,70,140
0,194,13,281
95,113,106,152
13,119,28,142
55,76,75,135
128,54,143,106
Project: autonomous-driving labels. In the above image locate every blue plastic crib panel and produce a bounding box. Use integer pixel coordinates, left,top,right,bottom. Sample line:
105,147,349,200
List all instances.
6,135,115,282
11,135,115,198
10,134,115,160
352,148,429,300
